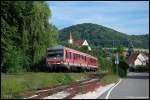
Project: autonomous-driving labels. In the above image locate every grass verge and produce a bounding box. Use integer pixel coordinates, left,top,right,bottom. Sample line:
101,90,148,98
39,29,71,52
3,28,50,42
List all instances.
100,74,119,85
1,72,89,99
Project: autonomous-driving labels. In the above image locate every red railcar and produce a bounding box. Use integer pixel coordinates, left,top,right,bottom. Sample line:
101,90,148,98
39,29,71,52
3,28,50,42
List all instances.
46,45,98,71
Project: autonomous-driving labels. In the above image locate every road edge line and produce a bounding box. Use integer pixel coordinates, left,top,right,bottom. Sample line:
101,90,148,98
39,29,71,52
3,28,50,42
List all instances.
105,78,122,99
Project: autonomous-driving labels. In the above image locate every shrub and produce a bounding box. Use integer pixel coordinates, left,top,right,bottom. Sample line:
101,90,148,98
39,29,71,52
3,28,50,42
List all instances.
112,58,128,77
118,61,128,77
135,65,149,72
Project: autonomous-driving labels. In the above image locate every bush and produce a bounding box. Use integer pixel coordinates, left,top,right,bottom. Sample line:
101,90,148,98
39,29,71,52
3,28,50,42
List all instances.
4,47,26,73
98,57,113,73
112,60,128,77
134,65,149,72
118,61,128,77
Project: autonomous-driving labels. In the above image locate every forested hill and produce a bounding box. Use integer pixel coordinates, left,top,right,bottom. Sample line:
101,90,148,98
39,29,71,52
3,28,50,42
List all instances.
59,23,149,49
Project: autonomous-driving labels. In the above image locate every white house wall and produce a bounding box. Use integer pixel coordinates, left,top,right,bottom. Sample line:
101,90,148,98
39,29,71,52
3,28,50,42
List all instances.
82,40,91,51
137,54,146,61
134,54,147,66
134,59,143,66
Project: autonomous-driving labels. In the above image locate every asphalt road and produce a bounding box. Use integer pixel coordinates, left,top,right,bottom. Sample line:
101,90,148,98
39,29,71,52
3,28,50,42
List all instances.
98,72,149,99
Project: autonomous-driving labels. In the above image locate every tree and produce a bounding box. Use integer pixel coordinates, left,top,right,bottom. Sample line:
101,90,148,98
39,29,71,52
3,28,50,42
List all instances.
77,46,89,53
1,1,58,73
116,45,125,54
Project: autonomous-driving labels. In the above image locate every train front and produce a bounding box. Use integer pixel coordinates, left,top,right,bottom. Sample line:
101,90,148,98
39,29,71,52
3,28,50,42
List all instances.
46,46,64,68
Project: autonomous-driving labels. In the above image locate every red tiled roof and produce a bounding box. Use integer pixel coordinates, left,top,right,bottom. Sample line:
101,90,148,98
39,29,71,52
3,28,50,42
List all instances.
143,53,149,64
75,40,84,47
126,52,139,64
145,53,149,58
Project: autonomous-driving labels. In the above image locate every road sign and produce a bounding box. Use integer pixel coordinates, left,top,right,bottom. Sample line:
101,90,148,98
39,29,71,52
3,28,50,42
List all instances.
115,53,119,76
115,53,119,64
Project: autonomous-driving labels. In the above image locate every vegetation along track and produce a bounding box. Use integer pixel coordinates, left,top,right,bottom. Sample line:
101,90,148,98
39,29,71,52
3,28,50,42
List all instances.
24,73,104,99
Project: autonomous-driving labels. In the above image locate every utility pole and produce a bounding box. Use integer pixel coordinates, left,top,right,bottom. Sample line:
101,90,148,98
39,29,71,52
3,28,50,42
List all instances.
112,40,115,61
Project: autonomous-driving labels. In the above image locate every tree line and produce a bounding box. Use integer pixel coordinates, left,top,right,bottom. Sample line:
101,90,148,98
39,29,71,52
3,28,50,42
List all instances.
1,1,58,73
59,23,149,49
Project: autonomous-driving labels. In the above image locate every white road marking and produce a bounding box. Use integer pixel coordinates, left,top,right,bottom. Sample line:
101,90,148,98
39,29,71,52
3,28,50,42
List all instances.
105,79,122,99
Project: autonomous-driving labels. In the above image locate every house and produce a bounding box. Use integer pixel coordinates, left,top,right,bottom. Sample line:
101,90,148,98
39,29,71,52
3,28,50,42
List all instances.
74,40,91,51
68,32,91,51
126,52,149,68
143,52,149,64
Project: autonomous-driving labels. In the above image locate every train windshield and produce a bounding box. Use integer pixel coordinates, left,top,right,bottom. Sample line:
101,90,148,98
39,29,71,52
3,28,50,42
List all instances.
47,49,64,60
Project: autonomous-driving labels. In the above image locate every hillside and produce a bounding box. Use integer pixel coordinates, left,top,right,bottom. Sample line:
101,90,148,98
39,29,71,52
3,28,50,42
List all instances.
59,23,149,49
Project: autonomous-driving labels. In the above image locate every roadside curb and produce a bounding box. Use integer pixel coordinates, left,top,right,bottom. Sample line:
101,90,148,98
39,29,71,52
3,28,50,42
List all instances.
97,78,122,99
105,78,122,99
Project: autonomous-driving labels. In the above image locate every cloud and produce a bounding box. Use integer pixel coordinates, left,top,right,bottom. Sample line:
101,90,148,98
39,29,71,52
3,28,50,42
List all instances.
47,1,149,35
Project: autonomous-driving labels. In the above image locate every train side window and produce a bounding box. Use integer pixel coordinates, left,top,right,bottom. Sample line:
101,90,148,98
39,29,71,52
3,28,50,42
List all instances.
75,54,76,60
68,52,69,58
66,51,68,58
73,53,76,59
67,52,69,59
69,52,71,59
79,54,80,60
75,54,77,60
73,53,75,59
79,55,81,60
77,54,79,60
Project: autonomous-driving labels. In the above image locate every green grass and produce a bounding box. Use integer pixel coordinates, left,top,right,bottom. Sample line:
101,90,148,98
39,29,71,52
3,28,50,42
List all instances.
1,72,118,99
100,74,119,85
1,72,89,99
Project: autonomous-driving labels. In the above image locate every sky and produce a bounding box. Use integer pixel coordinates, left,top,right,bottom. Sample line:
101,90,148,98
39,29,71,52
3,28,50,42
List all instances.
47,1,149,35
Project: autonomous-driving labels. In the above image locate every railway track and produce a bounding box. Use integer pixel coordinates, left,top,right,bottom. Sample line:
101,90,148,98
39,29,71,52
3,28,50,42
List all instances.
24,75,103,99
